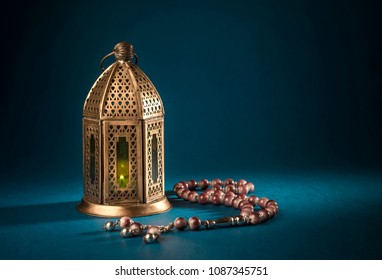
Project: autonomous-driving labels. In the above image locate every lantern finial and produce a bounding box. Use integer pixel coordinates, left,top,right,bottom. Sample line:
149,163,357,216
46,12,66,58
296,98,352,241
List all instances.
100,42,138,71
113,42,134,61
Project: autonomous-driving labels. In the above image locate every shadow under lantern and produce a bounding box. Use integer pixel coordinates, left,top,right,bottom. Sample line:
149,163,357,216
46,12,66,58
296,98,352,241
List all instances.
78,42,172,217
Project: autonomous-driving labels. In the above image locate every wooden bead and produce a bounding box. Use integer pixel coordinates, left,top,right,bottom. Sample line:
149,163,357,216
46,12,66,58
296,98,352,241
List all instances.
258,197,269,208
245,182,255,192
188,179,198,191
224,178,235,186
120,216,133,228
248,212,261,225
187,191,198,202
198,179,209,190
223,196,235,207
197,193,208,204
211,178,222,187
248,195,259,206
174,217,188,231
232,197,243,209
258,209,269,222
237,179,247,186
188,217,201,230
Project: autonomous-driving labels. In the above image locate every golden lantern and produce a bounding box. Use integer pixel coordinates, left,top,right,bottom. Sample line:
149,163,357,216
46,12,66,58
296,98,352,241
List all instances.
77,42,172,217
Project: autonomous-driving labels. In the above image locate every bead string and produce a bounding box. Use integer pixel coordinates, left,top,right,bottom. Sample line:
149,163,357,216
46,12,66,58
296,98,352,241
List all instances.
103,178,279,244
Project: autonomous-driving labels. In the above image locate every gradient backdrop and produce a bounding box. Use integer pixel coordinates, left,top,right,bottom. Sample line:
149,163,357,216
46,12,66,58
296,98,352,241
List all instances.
0,0,381,259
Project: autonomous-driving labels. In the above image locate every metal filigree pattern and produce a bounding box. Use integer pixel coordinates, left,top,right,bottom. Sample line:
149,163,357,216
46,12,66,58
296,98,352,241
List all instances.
102,64,140,118
145,121,164,202
131,64,164,119
80,47,171,217
83,65,114,118
83,63,164,120
83,120,100,203
105,124,140,203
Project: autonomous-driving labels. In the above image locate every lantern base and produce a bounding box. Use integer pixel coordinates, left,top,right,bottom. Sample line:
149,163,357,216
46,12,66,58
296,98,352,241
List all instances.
77,197,172,218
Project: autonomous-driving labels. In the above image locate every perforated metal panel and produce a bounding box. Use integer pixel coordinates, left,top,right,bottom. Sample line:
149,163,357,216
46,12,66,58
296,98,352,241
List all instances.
83,119,101,203
130,64,164,119
144,119,164,202
103,121,143,204
83,65,114,118
102,64,140,119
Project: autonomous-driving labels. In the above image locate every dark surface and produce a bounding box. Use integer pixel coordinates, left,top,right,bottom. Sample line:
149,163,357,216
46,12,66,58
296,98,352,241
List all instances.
0,0,381,259
0,170,381,259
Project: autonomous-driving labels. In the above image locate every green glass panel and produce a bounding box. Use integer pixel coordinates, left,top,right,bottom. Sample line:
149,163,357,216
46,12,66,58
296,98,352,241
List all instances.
117,137,129,188
90,134,95,184
152,134,158,183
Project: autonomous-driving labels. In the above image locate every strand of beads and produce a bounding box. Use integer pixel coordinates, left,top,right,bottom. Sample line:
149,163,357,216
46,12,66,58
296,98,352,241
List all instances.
104,217,174,244
103,178,279,244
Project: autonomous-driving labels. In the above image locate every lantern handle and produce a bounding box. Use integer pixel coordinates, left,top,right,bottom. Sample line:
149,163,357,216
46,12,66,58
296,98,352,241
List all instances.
100,52,139,72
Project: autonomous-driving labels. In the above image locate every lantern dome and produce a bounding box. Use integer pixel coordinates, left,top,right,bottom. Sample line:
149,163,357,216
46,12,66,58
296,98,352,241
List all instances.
83,62,164,120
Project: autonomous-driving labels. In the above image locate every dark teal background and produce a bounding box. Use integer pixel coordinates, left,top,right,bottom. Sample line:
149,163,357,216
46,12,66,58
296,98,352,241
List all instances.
0,0,381,259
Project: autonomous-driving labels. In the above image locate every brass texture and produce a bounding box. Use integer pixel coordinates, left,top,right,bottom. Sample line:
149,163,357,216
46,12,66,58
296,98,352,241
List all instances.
77,196,172,218
79,42,171,217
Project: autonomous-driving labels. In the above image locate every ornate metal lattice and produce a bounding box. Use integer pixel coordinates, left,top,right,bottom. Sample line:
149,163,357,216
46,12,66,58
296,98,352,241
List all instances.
83,120,100,203
102,64,140,118
131,64,163,119
79,42,171,217
105,123,140,203
83,65,114,118
145,121,164,202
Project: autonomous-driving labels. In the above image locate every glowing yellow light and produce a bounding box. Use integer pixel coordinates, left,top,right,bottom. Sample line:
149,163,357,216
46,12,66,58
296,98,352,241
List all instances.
120,175,124,180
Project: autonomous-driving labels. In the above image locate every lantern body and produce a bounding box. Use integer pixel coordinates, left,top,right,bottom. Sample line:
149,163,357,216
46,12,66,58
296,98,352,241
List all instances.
78,44,171,217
